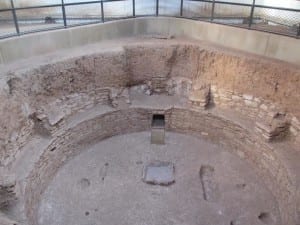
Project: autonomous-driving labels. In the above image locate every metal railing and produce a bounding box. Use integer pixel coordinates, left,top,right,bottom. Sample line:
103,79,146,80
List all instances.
0,0,299,39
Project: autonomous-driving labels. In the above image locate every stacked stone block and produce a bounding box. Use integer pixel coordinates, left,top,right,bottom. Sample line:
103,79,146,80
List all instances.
188,85,211,109
255,115,289,141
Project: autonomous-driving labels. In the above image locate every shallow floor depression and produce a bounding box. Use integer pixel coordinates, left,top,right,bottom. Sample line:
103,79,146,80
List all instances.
38,132,280,225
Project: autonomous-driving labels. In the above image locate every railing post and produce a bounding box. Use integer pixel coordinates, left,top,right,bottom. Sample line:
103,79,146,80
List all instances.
156,0,159,16
180,0,184,17
10,0,20,35
101,0,105,22
249,0,255,28
297,23,300,38
61,0,67,27
211,0,215,22
132,0,135,17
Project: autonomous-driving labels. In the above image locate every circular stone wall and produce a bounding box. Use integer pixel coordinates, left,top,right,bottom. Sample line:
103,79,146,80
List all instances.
0,37,299,225
38,132,281,225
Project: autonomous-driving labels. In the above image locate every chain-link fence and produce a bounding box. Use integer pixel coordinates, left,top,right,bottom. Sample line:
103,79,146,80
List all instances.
0,0,299,39
183,1,213,20
253,6,299,36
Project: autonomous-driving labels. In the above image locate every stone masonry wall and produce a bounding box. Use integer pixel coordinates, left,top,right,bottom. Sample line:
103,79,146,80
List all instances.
25,108,152,225
166,108,295,225
23,107,297,225
0,40,299,225
1,42,300,166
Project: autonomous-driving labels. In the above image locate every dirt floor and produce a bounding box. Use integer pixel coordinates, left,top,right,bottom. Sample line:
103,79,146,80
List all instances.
38,132,280,225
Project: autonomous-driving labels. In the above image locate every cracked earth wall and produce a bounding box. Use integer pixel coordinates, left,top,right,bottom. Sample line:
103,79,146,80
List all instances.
0,41,299,225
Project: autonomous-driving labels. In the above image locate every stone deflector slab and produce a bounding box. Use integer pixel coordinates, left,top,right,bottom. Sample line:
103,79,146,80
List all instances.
143,161,175,186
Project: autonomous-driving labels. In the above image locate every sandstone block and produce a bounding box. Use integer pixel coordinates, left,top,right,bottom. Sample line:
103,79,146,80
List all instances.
189,85,210,109
255,115,289,141
243,94,254,101
143,161,175,186
244,100,258,108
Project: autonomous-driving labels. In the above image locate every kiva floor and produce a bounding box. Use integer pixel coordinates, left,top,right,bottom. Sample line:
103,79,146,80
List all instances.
38,132,280,225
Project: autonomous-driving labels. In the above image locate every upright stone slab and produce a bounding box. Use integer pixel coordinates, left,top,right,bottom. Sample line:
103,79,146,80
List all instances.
151,114,165,144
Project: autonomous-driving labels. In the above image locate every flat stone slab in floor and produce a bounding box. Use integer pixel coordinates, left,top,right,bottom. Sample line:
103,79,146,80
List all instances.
143,161,175,186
